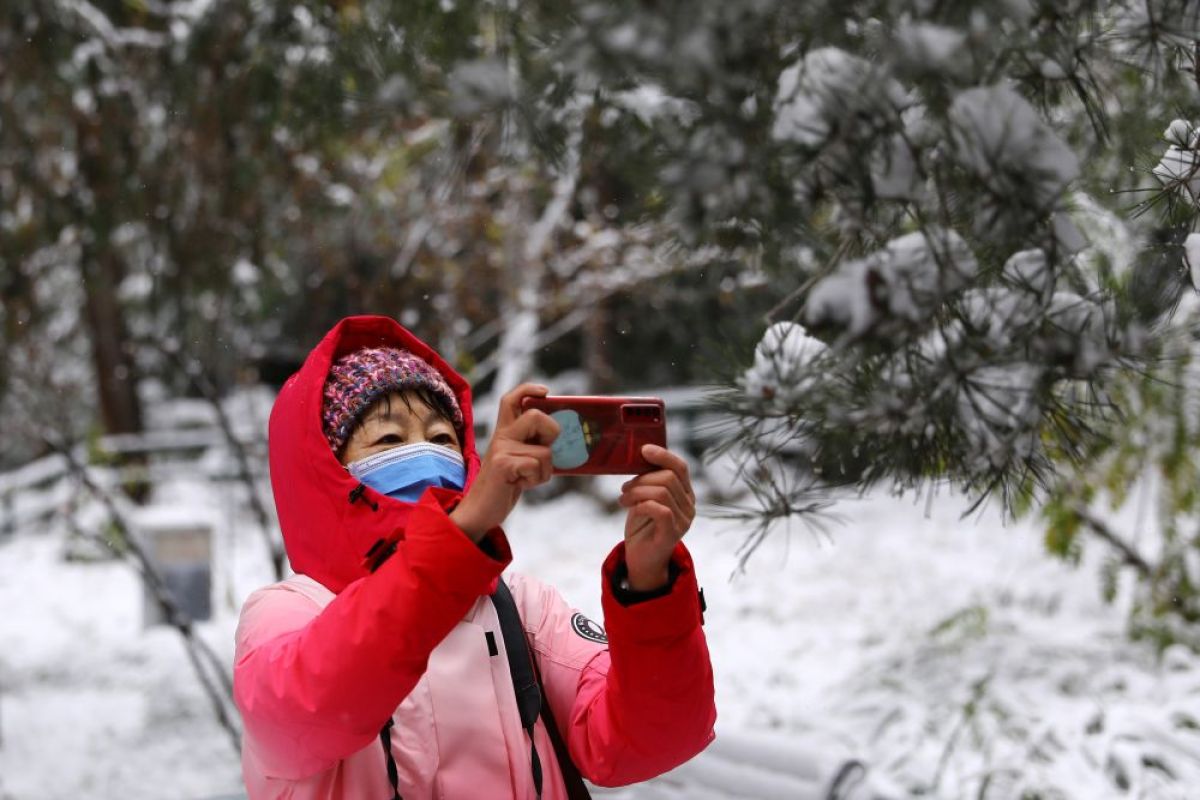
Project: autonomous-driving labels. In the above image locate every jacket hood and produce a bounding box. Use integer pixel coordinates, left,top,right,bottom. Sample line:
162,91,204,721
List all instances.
268,315,482,594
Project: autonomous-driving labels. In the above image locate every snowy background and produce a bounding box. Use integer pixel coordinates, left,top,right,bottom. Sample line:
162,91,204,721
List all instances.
3,391,1199,799
5,2,1200,798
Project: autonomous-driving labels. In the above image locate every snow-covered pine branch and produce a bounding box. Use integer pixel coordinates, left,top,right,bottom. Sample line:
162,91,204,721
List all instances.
683,0,1200,563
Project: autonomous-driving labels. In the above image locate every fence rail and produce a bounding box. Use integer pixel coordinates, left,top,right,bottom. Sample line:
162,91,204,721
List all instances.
0,428,265,537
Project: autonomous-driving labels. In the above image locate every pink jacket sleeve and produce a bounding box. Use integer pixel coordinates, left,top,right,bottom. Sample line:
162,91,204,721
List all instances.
233,491,510,779
528,542,716,787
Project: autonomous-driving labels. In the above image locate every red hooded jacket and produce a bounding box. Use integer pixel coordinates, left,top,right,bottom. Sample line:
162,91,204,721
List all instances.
233,315,716,798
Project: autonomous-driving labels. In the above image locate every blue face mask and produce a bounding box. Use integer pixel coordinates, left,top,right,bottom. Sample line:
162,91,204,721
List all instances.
346,442,466,503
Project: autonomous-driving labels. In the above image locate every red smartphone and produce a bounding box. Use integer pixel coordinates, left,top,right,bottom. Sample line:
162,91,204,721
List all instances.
520,395,667,475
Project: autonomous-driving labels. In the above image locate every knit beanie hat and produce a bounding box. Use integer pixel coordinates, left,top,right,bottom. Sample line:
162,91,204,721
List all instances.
322,346,464,454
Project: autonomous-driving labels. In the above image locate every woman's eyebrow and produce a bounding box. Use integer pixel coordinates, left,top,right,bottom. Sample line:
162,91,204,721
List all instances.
422,408,449,426
364,408,410,425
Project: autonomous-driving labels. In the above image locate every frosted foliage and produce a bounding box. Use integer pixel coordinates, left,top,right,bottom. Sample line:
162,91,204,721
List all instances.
999,0,1037,24
900,105,937,149
612,84,698,125
1164,118,1194,147
958,363,1044,468
804,229,977,337
741,322,828,405
447,58,512,115
1002,248,1051,296
876,326,954,402
1186,233,1200,290
1154,119,1200,207
895,21,966,69
771,48,901,148
804,263,876,336
1070,192,1138,276
1052,211,1089,256
872,135,919,201
958,288,1039,351
948,86,1080,206
1046,291,1112,376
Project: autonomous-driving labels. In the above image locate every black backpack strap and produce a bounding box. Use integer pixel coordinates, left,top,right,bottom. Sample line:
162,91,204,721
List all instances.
533,662,593,800
493,578,592,800
379,717,402,800
492,579,545,796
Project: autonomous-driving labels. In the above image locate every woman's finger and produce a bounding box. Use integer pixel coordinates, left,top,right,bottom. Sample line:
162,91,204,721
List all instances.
622,470,694,520
503,442,555,482
507,407,561,446
536,443,553,483
630,500,676,541
501,453,546,488
624,489,691,537
621,485,689,533
627,512,656,540
496,383,550,429
639,445,694,499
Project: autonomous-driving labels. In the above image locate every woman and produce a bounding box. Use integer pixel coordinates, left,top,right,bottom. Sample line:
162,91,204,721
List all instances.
234,314,716,798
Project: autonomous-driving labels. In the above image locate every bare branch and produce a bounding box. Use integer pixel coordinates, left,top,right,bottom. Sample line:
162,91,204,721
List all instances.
1071,501,1155,579
157,341,285,581
42,435,242,753
57,0,169,50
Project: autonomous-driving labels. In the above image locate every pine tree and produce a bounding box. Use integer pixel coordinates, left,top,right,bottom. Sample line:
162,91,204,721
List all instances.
654,2,1200,627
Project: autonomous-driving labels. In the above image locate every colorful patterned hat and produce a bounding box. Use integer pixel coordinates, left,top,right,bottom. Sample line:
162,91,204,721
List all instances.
322,346,464,454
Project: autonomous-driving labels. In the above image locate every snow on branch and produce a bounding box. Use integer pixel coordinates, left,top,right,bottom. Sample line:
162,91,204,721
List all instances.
58,0,169,50
523,115,584,265
803,229,977,341
948,86,1080,209
772,47,906,149
1154,119,1200,209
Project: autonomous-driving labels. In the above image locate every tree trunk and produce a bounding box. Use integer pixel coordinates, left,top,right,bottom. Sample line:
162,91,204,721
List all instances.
80,239,143,438
583,297,615,393
75,94,144,442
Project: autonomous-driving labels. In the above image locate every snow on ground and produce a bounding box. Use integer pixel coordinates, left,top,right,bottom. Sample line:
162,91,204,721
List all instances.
3,467,1200,799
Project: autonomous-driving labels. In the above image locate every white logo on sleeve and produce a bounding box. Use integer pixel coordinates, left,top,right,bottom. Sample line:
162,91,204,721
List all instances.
570,613,608,644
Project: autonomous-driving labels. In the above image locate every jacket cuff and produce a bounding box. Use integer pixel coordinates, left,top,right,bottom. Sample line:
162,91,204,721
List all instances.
601,542,702,644
609,559,680,605
400,487,511,598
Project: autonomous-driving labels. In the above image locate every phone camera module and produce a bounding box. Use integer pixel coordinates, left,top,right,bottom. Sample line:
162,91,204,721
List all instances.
621,404,661,425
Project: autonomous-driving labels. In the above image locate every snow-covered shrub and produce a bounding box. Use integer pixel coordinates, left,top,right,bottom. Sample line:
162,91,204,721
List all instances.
772,48,905,150
691,0,1200,647
1154,119,1200,208
948,85,1080,210
740,321,828,407
804,229,977,340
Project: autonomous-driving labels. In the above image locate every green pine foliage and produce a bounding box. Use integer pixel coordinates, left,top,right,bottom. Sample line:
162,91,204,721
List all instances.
678,0,1200,641
1041,308,1200,649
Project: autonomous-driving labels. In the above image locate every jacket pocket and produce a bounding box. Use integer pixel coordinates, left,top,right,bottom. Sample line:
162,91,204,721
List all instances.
389,676,440,796
426,621,515,798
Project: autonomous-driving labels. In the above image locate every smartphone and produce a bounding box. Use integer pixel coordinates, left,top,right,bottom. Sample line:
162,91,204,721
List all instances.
520,395,667,475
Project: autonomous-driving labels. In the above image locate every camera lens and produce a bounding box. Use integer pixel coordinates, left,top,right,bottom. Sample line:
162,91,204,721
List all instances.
622,404,661,425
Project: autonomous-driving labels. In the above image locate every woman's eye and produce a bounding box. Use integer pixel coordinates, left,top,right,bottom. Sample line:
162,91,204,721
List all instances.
374,434,403,445
432,433,455,446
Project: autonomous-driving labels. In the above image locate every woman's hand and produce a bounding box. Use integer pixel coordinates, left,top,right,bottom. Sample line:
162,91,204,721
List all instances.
450,384,560,541
619,445,696,591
